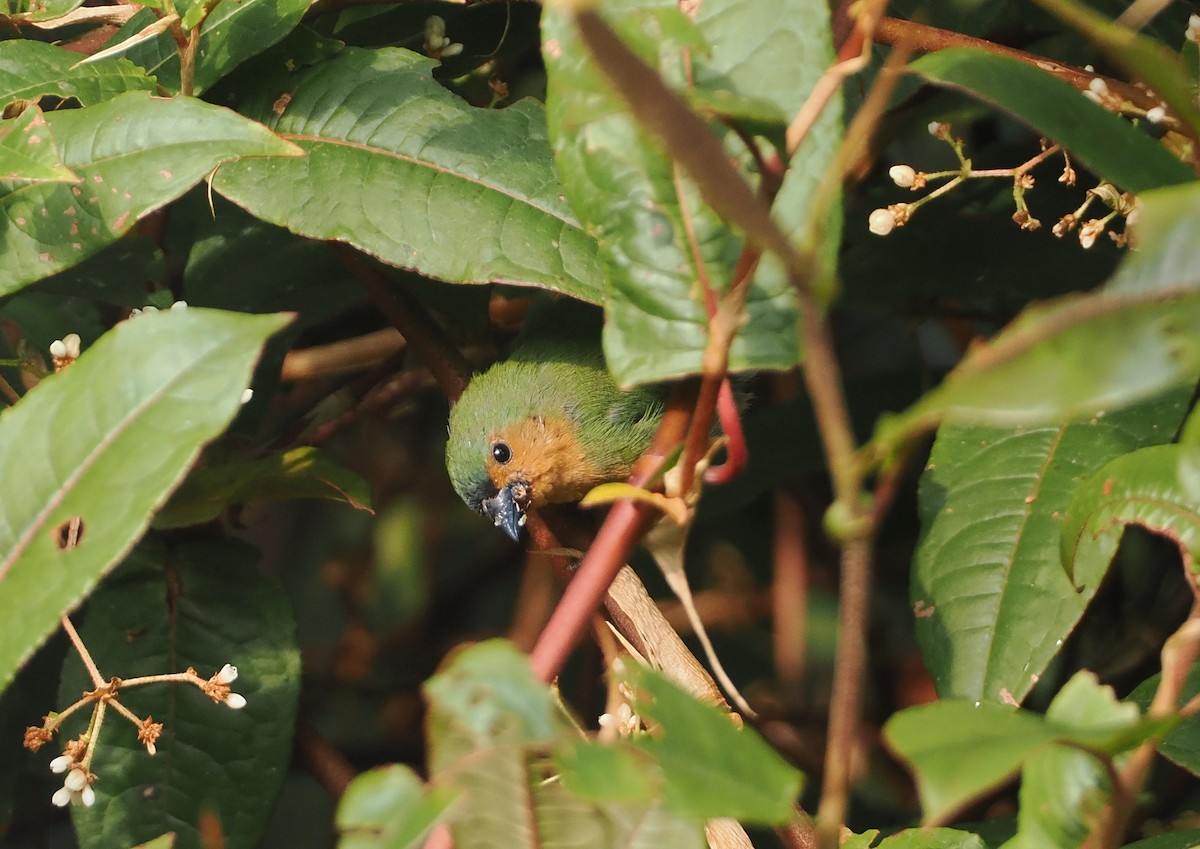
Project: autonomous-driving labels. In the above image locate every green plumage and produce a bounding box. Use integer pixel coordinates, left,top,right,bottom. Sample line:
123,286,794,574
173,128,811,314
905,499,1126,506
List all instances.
445,303,664,517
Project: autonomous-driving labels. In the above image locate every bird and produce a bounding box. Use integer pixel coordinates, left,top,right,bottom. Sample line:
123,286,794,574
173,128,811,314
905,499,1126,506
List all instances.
445,301,665,540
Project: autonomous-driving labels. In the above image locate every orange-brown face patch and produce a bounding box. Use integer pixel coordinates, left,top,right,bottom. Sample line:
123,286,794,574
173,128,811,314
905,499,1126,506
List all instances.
485,415,609,507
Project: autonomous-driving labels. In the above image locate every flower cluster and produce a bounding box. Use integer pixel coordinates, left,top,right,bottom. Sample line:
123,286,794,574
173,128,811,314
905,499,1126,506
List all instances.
23,651,247,808
130,299,188,317
49,333,81,372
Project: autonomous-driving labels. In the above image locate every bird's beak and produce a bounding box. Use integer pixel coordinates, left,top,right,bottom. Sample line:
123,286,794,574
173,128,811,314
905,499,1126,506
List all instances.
480,481,531,541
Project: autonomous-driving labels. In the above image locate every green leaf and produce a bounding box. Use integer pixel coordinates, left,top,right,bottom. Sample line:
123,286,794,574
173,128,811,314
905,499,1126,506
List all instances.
908,49,1194,192
1030,0,1200,141
1122,830,1200,849
0,92,301,295
1062,444,1200,599
626,666,803,822
885,701,1056,824
1010,745,1109,849
132,836,176,849
878,828,987,849
0,40,156,107
33,236,165,307
212,47,604,303
913,390,1189,702
544,0,839,385
0,105,78,183
1044,671,1166,754
155,447,373,529
105,0,313,95
1127,662,1200,777
59,539,300,849
336,765,454,849
10,0,81,24
424,639,571,775
555,739,660,803
0,308,289,694
1107,183,1200,295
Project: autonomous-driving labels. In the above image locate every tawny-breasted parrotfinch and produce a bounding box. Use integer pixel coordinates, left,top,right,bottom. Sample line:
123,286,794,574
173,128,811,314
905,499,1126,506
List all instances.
445,302,664,539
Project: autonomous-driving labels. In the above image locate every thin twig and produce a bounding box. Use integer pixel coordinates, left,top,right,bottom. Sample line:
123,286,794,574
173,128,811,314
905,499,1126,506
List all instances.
60,615,103,688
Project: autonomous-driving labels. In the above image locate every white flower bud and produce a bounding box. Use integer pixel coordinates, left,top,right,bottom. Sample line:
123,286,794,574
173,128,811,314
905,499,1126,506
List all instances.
80,785,96,807
49,755,73,774
49,340,67,358
868,208,896,236
215,664,239,684
170,300,188,311
889,165,916,188
224,693,247,710
1187,14,1200,43
64,768,88,792
52,787,72,807
1146,106,1165,124
240,389,254,405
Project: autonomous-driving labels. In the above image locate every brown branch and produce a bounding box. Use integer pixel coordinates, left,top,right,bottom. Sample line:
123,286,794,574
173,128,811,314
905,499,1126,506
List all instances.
296,722,356,800
330,244,471,403
281,328,405,381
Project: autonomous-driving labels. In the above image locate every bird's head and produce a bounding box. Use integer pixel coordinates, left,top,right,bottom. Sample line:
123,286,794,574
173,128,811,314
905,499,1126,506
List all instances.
445,359,607,540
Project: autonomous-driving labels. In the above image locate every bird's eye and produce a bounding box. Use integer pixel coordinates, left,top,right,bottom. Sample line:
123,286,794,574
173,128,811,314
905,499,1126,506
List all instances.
491,441,512,464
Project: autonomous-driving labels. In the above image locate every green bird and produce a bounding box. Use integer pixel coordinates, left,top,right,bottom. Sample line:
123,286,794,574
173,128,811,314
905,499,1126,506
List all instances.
445,302,665,539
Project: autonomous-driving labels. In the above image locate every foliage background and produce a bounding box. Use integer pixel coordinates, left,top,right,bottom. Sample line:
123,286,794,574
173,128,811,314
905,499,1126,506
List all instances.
0,0,1199,846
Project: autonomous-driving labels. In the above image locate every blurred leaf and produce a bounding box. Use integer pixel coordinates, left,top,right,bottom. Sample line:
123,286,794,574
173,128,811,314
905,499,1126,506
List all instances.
424,639,570,775
909,49,1194,192
555,739,660,803
0,308,289,694
1062,444,1200,594
913,389,1189,702
1127,659,1200,777
544,0,839,386
106,0,312,96
60,540,300,849
626,666,803,822
336,765,453,849
877,828,987,849
1122,831,1200,849
9,0,80,23
885,701,1056,824
1107,183,1200,295
1031,0,1200,140
0,40,156,107
1010,745,1108,849
155,447,373,529
0,105,77,183
424,641,703,849
888,671,1161,824
0,92,301,295
132,836,176,849
213,47,604,303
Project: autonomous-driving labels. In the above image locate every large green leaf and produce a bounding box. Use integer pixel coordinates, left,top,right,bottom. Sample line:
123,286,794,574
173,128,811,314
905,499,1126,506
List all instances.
0,308,289,694
909,49,1194,193
913,390,1189,702
59,540,300,849
543,0,838,386
212,47,604,303
0,40,156,107
104,0,312,96
0,92,301,295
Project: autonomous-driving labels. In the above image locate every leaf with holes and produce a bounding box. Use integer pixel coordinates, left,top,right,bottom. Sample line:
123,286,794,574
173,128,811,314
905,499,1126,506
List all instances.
0,40,156,107
0,308,290,694
212,47,605,303
913,389,1189,702
58,539,300,849
0,91,301,296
